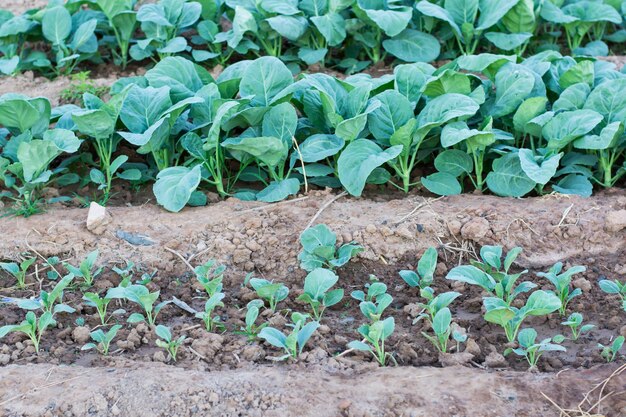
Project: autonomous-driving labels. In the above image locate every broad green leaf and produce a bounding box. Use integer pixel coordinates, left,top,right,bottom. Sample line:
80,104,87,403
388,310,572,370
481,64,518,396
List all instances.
486,153,535,197
17,140,60,182
239,57,293,107
153,165,202,212
417,93,479,132
434,149,473,176
298,134,345,163
145,57,204,101
518,149,561,185
222,136,287,167
42,7,71,45
266,15,308,41
484,32,532,51
422,172,462,196
446,265,495,291
583,78,626,124
368,90,413,143
383,29,440,63
574,122,623,150
477,0,519,31
337,140,402,196
490,63,535,118
121,86,172,133
256,178,300,203
262,103,297,145
311,13,346,46
542,110,603,150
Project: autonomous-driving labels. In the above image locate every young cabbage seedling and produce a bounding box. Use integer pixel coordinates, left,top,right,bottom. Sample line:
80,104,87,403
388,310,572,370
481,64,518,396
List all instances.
63,250,103,287
598,278,626,312
258,312,320,361
0,311,55,353
0,257,35,289
537,262,586,316
483,290,562,342
194,260,225,297
348,316,396,366
421,307,455,353
195,292,225,332
598,336,625,363
297,268,344,321
505,328,566,369
351,281,393,323
239,299,268,341
298,224,364,272
83,292,113,325
399,247,438,295
155,325,186,362
81,324,122,356
249,278,289,313
17,274,76,316
561,313,595,341
106,284,170,326
447,246,536,305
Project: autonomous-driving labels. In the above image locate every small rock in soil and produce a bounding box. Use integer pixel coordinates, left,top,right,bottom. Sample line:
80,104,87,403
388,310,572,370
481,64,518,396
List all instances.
605,210,626,232
439,351,474,367
153,351,167,363
71,326,91,344
484,351,507,368
0,353,10,365
572,277,592,292
86,202,110,235
461,217,490,241
191,333,224,358
465,339,481,357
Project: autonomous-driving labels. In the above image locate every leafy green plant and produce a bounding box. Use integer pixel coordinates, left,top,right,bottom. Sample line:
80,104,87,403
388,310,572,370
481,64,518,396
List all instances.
239,299,268,341
249,278,289,313
258,312,320,361
297,268,343,321
537,262,586,315
155,324,186,362
348,316,395,366
195,260,225,297
94,0,137,69
483,290,562,342
83,292,114,325
81,324,122,356
599,336,625,363
446,246,536,305
421,307,455,353
107,284,170,326
598,277,626,311
0,311,55,353
0,257,35,289
561,313,594,341
399,247,438,294
63,250,102,287
41,6,99,75
195,292,225,332
0,98,82,216
17,274,76,315
298,224,364,272
504,328,566,369
72,89,140,204
351,281,393,323
131,0,202,62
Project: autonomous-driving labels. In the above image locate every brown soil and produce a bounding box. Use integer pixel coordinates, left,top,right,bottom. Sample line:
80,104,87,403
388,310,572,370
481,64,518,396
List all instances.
1,363,624,417
1,191,626,416
1,0,47,15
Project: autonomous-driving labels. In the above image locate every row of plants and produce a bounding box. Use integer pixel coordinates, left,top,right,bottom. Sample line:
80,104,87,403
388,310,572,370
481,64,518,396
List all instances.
1,0,625,77
1,225,625,368
1,52,625,215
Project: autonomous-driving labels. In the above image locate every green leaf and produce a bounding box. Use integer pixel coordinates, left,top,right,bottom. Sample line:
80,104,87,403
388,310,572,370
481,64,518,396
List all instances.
583,78,626,124
368,90,413,143
145,57,204,102
42,6,72,45
434,149,473,176
421,172,462,196
484,32,532,51
222,136,287,168
256,179,300,203
338,140,402,196
311,13,346,47
477,0,519,31
518,149,562,185
416,1,461,38
262,103,297,145
446,265,495,291
153,165,202,212
17,140,60,182
266,15,308,41
486,153,535,197
383,29,440,63
239,57,293,107
298,134,345,163
432,307,451,335
524,290,562,316
542,110,603,150
417,94,479,132
490,63,535,118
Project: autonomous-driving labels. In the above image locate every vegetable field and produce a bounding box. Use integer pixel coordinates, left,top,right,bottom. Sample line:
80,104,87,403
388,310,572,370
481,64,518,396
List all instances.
0,1,625,416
